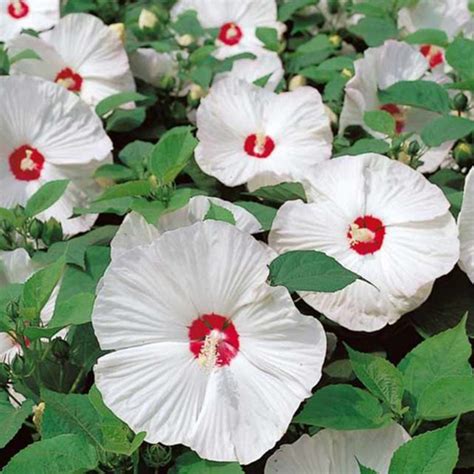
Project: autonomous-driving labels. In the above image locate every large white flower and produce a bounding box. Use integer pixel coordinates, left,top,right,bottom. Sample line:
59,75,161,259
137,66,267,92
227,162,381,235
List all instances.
171,0,285,59
339,40,453,174
195,78,332,189
265,424,410,474
0,0,59,42
269,153,459,332
129,48,180,88
7,13,136,107
93,221,326,464
0,75,113,235
214,52,284,92
459,168,474,283
111,196,262,260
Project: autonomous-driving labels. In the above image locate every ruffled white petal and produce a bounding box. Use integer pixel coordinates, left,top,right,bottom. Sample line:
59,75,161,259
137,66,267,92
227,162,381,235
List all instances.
459,168,474,282
129,48,178,88
0,248,36,285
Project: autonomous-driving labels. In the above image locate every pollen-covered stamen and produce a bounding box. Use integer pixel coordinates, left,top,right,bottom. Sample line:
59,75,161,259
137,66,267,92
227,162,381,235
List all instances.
380,104,406,134
55,68,83,92
7,0,29,19
420,44,444,69
189,313,239,368
218,22,243,46
244,133,275,159
348,215,385,255
9,145,45,181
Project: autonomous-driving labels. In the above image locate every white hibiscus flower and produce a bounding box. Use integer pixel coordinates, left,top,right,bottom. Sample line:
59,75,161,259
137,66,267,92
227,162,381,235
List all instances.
93,220,326,464
195,78,332,189
265,424,410,474
0,0,59,42
171,0,285,59
0,75,113,235
459,168,474,283
269,153,459,332
111,196,262,260
129,48,180,88
7,13,136,107
339,40,454,174
214,52,284,91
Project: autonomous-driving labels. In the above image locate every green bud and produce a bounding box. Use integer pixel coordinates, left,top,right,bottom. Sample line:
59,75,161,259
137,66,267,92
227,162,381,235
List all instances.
41,218,63,246
407,140,421,156
454,142,474,168
12,205,24,218
6,300,19,320
452,92,469,112
0,363,10,387
51,338,70,360
143,444,172,468
28,219,43,239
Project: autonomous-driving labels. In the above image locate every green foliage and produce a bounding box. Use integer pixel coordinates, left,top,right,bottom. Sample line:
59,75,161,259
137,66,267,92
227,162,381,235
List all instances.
364,110,396,136
349,17,398,47
404,29,448,47
246,182,306,204
95,91,148,117
421,116,474,147
446,37,474,79
0,391,34,449
204,202,236,225
24,180,69,217
234,201,276,231
173,451,244,473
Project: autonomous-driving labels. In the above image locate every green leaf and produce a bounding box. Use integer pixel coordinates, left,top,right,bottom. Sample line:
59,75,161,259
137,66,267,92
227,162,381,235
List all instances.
74,196,133,216
246,182,306,204
234,201,275,231
295,384,391,429
349,17,398,47
149,127,198,185
190,65,213,88
417,376,474,421
131,199,166,224
346,346,404,414
0,391,34,449
95,180,152,201
204,201,236,225
106,107,147,132
19,258,64,320
68,323,104,373
364,110,396,136
337,138,390,156
9,48,41,64
174,451,244,473
255,27,279,52
358,461,378,474
398,317,471,410
47,292,95,329
446,37,474,79
388,419,459,474
118,140,153,170
421,116,474,147
268,250,368,293
1,434,98,473
94,164,136,182
404,29,448,47
95,91,147,117
378,80,451,115
24,180,69,217
278,0,314,21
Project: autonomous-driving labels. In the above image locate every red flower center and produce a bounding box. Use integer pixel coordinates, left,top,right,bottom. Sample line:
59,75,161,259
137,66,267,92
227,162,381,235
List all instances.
244,133,275,159
380,103,406,134
55,68,83,92
189,313,239,368
218,22,243,46
420,44,444,69
347,215,385,255
9,145,45,181
7,0,29,19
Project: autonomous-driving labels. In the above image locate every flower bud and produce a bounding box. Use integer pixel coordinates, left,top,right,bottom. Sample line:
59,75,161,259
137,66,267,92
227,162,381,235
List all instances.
329,34,342,48
452,92,469,112
407,140,421,156
143,444,172,468
41,218,63,246
341,68,353,79
177,34,194,47
28,219,43,239
109,23,126,45
138,9,158,30
33,402,45,431
454,142,473,168
189,83,206,101
288,75,307,91
51,338,70,361
324,105,338,126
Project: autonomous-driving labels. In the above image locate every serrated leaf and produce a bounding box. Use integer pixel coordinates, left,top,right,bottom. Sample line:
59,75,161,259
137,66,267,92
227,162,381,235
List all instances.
256,27,279,52
349,17,398,47
364,110,396,136
421,116,474,147
47,292,95,328
106,107,147,132
95,180,152,201
204,201,236,225
446,37,474,80
234,201,275,231
0,391,34,449
24,180,69,217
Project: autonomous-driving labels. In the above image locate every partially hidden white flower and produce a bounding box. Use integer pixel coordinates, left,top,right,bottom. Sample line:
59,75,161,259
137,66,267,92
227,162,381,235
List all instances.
339,40,454,174
93,220,326,464
171,0,285,59
214,52,284,92
269,153,460,332
265,424,410,474
138,8,158,30
7,13,136,107
459,168,474,283
111,196,262,260
0,0,59,42
129,48,180,88
0,75,113,235
195,78,332,190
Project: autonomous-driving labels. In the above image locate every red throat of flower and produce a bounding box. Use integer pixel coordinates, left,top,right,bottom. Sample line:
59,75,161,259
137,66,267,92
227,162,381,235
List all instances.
189,313,239,368
348,215,385,255
55,68,83,92
244,133,275,159
380,104,405,134
218,22,243,46
419,44,444,69
7,0,29,19
9,145,45,181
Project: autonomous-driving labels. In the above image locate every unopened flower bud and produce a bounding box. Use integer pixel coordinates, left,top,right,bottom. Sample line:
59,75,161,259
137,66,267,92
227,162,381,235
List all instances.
341,68,353,79
28,219,43,239
177,34,194,47
138,9,158,30
41,218,63,246
51,338,70,361
95,177,115,188
33,402,45,431
329,34,342,48
452,92,469,112
143,444,172,468
288,75,307,91
454,142,473,168
407,140,421,156
109,23,126,44
189,83,206,101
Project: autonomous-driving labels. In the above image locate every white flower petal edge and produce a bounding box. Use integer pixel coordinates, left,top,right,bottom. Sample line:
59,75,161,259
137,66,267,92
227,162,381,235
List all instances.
195,78,332,187
269,154,459,332
94,221,326,464
459,168,474,283
8,13,135,106
111,196,262,260
129,48,179,88
265,424,410,474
